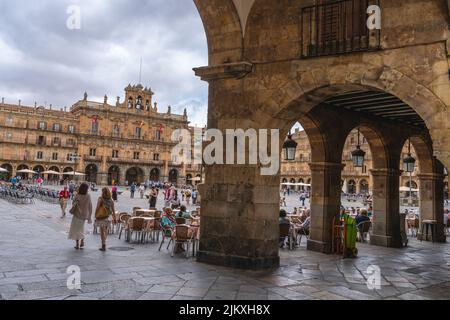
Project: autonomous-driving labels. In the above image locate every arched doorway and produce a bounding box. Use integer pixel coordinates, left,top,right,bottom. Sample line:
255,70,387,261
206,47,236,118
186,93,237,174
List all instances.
33,165,45,179
126,167,144,185
150,168,160,182
48,166,60,184
169,169,178,185
85,164,98,184
63,167,74,182
299,178,305,191
360,179,369,194
405,180,418,189
347,180,356,194
108,166,120,185
186,174,193,186
0,164,13,181
17,164,30,180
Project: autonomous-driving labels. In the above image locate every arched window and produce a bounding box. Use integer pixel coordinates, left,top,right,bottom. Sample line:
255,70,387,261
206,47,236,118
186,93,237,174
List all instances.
146,100,150,111
128,97,133,109
136,96,143,110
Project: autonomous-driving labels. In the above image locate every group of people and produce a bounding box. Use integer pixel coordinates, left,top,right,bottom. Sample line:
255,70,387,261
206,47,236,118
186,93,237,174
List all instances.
162,185,198,209
279,208,311,248
65,183,116,251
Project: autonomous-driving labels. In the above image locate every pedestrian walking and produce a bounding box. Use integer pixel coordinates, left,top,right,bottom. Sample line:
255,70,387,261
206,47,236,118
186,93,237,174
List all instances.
95,188,117,251
112,184,118,202
59,186,70,218
149,186,158,208
68,183,93,250
130,182,136,199
139,184,145,199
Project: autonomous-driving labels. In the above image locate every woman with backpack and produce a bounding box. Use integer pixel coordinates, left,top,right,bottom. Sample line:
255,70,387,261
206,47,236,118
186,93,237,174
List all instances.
95,188,117,251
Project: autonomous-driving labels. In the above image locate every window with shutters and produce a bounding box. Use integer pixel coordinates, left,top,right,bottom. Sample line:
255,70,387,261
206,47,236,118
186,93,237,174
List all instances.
301,0,380,57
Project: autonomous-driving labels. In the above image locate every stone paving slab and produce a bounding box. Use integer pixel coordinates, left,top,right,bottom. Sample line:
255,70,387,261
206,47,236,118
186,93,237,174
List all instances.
1,197,450,300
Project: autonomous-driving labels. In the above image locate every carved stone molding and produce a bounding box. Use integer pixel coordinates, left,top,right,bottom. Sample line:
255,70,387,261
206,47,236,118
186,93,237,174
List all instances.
194,62,253,82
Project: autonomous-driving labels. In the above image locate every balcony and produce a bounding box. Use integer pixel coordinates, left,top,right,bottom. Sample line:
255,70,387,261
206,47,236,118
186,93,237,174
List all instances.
83,155,103,162
301,0,381,58
106,157,164,166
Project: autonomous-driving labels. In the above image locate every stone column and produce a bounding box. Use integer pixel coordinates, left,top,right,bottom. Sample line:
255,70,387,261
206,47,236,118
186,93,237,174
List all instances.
162,160,169,182
119,169,126,186
307,162,344,254
99,172,108,186
197,165,280,270
417,173,446,242
370,168,403,247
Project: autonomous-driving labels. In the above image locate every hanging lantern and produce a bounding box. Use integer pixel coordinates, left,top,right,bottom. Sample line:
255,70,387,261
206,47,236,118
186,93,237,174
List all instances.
351,129,366,168
283,133,298,161
403,139,416,173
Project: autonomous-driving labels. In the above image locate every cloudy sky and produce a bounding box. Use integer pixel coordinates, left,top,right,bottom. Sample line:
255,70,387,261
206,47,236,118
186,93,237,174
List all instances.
0,0,209,127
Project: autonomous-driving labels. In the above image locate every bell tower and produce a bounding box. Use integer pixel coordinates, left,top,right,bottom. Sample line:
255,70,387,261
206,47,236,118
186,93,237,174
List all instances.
124,84,154,112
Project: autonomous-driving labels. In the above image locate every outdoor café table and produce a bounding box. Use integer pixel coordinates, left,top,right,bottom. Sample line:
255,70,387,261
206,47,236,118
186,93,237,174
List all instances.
134,209,156,217
126,217,155,242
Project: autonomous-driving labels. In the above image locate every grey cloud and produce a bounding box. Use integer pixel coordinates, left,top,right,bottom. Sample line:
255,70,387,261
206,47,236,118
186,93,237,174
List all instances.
0,0,208,126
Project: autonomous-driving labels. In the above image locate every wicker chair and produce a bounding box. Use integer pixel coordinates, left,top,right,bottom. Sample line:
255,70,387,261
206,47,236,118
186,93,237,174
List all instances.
279,224,294,250
158,221,174,252
118,213,131,240
128,217,145,243
176,217,186,225
171,225,195,258
357,221,371,243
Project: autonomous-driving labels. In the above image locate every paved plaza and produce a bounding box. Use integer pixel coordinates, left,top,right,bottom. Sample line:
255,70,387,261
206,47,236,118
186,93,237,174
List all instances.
0,189,449,300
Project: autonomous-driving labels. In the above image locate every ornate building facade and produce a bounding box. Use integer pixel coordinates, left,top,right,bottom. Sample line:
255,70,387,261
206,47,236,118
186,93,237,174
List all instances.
0,84,201,186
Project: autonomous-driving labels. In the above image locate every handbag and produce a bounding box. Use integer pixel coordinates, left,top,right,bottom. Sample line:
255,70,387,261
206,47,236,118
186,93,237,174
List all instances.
95,204,110,220
69,201,78,215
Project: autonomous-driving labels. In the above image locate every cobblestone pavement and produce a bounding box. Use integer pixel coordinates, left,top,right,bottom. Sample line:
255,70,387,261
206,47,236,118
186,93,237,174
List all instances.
1,194,450,300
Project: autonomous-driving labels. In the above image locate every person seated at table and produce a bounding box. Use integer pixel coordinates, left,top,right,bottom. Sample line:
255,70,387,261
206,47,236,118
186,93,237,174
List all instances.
279,209,291,247
356,209,371,231
175,205,193,220
297,209,311,235
292,207,298,216
161,208,176,237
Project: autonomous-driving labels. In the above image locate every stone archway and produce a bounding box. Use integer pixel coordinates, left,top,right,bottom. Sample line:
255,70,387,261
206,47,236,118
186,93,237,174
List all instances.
126,167,144,185
33,165,45,177
48,166,60,183
360,179,369,194
63,167,74,182
186,174,193,186
0,164,12,181
169,169,178,185
108,166,120,186
17,164,30,180
150,168,160,182
193,0,450,269
347,180,356,194
85,164,98,184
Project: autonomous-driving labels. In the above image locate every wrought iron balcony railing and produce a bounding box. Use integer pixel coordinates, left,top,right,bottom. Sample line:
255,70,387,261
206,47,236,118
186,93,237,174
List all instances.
301,0,381,58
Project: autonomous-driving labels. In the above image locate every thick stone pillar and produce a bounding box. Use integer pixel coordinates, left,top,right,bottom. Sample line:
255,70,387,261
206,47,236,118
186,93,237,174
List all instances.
418,173,446,242
307,162,344,254
119,170,126,186
99,173,108,186
197,165,280,270
370,168,403,247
